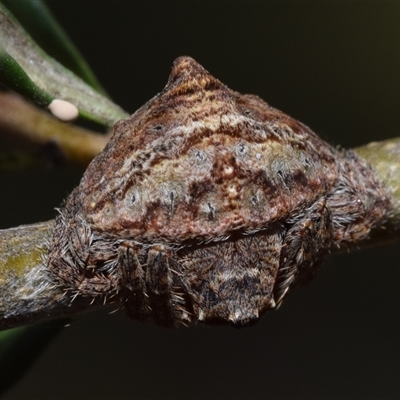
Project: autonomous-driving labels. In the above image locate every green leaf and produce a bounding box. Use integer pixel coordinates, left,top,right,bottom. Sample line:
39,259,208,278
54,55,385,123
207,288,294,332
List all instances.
0,47,52,106
0,2,128,127
0,320,68,395
1,0,107,94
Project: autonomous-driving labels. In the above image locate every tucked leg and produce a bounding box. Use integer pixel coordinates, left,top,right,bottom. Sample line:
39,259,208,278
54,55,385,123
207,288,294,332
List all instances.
118,243,151,322
145,246,189,327
274,198,332,305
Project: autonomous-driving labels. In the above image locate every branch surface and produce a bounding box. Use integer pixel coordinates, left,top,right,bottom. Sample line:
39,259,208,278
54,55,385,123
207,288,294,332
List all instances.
0,2,128,126
0,221,97,330
0,91,109,167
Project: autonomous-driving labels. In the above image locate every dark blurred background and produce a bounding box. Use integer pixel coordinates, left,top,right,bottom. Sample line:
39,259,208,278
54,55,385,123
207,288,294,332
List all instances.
2,2,400,399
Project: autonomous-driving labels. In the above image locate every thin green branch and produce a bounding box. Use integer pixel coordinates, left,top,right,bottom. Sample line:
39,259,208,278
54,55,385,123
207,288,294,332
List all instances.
0,222,97,330
355,137,400,226
0,2,128,126
0,48,51,106
0,319,69,396
2,0,107,94
0,91,109,168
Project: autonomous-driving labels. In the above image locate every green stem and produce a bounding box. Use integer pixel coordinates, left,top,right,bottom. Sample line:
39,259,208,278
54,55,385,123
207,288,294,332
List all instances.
0,2,128,127
355,137,400,227
0,91,109,168
0,222,96,331
0,48,52,106
2,0,107,94
0,319,69,396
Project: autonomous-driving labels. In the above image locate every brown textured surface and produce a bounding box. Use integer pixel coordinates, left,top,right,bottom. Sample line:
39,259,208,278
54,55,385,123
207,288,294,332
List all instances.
46,57,392,327
77,57,339,241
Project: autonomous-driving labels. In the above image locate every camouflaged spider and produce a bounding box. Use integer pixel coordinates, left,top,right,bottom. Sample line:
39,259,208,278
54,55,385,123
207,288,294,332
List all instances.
46,57,391,327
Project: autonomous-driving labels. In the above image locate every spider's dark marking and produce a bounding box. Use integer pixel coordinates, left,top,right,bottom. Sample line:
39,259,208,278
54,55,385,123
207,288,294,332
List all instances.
46,56,392,327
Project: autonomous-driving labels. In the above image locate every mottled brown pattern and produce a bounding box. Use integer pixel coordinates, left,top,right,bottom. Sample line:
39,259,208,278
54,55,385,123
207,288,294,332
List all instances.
46,56,392,327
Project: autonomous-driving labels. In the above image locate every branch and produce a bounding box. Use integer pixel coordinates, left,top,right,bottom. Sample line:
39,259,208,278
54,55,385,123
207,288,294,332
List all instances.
0,221,98,330
1,0,108,94
0,1,128,126
0,91,109,168
355,137,400,225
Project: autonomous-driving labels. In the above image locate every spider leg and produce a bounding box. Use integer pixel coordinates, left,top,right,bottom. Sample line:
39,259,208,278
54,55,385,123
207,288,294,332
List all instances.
118,243,151,322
